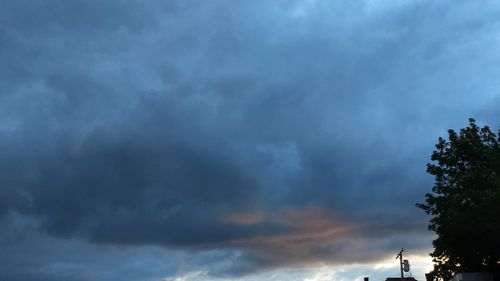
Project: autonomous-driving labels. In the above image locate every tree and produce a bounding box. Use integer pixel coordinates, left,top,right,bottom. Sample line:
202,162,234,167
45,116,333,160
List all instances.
417,119,500,281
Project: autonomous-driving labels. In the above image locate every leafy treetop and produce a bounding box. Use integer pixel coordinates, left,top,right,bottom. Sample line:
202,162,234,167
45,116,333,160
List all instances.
417,119,500,281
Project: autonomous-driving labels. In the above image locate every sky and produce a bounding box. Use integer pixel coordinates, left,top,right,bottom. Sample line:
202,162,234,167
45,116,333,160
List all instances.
1,1,500,280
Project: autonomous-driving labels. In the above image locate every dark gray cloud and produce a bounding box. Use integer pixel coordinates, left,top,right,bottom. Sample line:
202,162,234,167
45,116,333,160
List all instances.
1,0,500,280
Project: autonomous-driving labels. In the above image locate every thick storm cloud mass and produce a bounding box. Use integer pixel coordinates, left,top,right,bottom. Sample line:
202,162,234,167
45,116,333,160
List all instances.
2,1,500,280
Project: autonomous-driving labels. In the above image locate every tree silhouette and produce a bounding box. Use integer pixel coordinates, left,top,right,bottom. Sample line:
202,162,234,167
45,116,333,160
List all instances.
417,119,500,281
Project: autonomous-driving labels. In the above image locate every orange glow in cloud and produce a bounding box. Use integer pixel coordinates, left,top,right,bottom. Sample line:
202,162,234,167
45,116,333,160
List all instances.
222,212,265,225
220,206,433,273
223,207,361,266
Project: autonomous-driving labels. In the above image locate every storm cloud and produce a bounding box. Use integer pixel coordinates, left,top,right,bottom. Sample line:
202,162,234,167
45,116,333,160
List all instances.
1,1,500,280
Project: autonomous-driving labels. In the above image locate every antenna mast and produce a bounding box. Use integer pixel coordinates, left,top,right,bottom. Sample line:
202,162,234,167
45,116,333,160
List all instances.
396,248,404,281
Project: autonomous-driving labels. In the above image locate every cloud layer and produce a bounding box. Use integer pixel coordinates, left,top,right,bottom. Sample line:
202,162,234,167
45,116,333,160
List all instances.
1,0,500,280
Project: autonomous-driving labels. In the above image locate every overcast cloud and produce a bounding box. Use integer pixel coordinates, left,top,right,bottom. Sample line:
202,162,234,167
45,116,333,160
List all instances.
1,1,500,280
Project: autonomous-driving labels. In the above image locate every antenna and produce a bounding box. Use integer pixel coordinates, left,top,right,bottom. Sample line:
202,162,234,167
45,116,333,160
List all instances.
403,260,410,272
396,248,404,281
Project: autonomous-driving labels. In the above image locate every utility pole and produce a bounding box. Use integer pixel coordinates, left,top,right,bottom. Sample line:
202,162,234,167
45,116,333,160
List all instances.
396,248,404,281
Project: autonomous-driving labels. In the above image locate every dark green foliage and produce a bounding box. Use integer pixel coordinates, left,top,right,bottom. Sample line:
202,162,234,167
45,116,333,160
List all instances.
417,119,500,281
